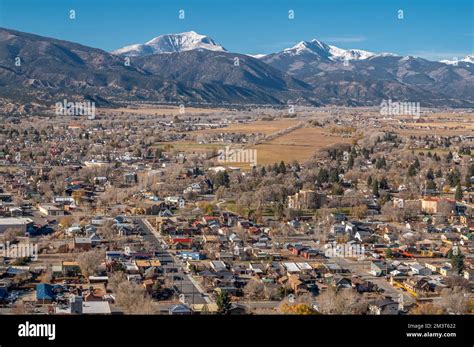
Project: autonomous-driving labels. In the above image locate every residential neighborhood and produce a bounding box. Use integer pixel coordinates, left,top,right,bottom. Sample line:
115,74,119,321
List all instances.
0,107,473,316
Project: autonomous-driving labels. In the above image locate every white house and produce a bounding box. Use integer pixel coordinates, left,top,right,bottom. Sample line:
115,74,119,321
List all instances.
369,299,399,315
410,263,432,276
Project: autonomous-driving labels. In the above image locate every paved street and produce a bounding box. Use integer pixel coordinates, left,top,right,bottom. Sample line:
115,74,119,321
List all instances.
135,217,211,305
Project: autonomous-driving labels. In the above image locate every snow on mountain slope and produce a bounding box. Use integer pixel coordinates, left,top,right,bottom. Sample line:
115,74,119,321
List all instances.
112,31,226,56
279,39,375,61
440,54,474,65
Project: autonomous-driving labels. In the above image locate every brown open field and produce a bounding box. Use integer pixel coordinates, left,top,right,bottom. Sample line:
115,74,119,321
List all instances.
159,126,350,166
252,127,352,165
155,142,223,153
194,119,300,135
382,113,474,136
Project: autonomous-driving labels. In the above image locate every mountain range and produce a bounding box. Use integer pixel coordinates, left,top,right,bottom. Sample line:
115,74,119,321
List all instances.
0,27,473,109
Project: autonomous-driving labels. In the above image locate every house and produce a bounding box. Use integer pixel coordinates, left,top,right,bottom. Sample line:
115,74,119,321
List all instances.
383,233,398,244
179,251,205,260
404,277,434,295
248,263,266,275
169,237,193,249
66,225,82,236
38,204,64,217
351,277,375,293
421,197,455,214
228,303,247,315
330,223,346,235
91,217,106,226
89,233,102,246
169,304,192,315
164,196,185,208
135,259,162,273
0,217,34,234
283,262,301,274
463,269,474,281
191,303,219,315
289,244,307,256
62,261,81,277
81,301,111,314
324,263,344,274
210,260,227,272
67,296,111,314
441,233,460,244
36,283,55,304
410,263,432,276
73,237,92,251
369,299,399,315
370,261,388,277
439,266,454,277
334,277,352,290
301,249,321,259
106,251,124,262
354,230,371,242
124,172,138,185
0,287,8,304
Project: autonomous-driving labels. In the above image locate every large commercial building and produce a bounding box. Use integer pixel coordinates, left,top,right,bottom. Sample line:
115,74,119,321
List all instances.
287,190,326,210
0,217,34,234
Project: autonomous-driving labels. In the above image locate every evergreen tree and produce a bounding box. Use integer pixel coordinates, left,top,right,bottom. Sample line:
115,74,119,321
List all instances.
407,164,417,177
449,250,465,274
272,162,280,174
317,168,329,184
372,179,379,197
329,169,339,183
446,151,453,161
279,161,287,174
426,168,434,180
455,183,463,201
426,180,437,191
347,154,354,169
414,158,420,169
215,171,230,188
469,163,474,178
216,291,232,314
379,177,389,190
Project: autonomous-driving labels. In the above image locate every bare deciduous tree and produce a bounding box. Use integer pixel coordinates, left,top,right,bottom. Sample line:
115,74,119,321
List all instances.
77,249,105,278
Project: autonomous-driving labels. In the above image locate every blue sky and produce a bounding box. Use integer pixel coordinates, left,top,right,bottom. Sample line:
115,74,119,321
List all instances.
0,0,472,60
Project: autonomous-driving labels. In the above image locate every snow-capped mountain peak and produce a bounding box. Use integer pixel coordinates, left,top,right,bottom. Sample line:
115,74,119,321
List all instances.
440,54,474,65
112,31,226,56
281,38,374,62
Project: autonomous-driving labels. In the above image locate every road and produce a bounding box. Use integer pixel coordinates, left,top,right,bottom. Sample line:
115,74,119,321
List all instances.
134,217,211,306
